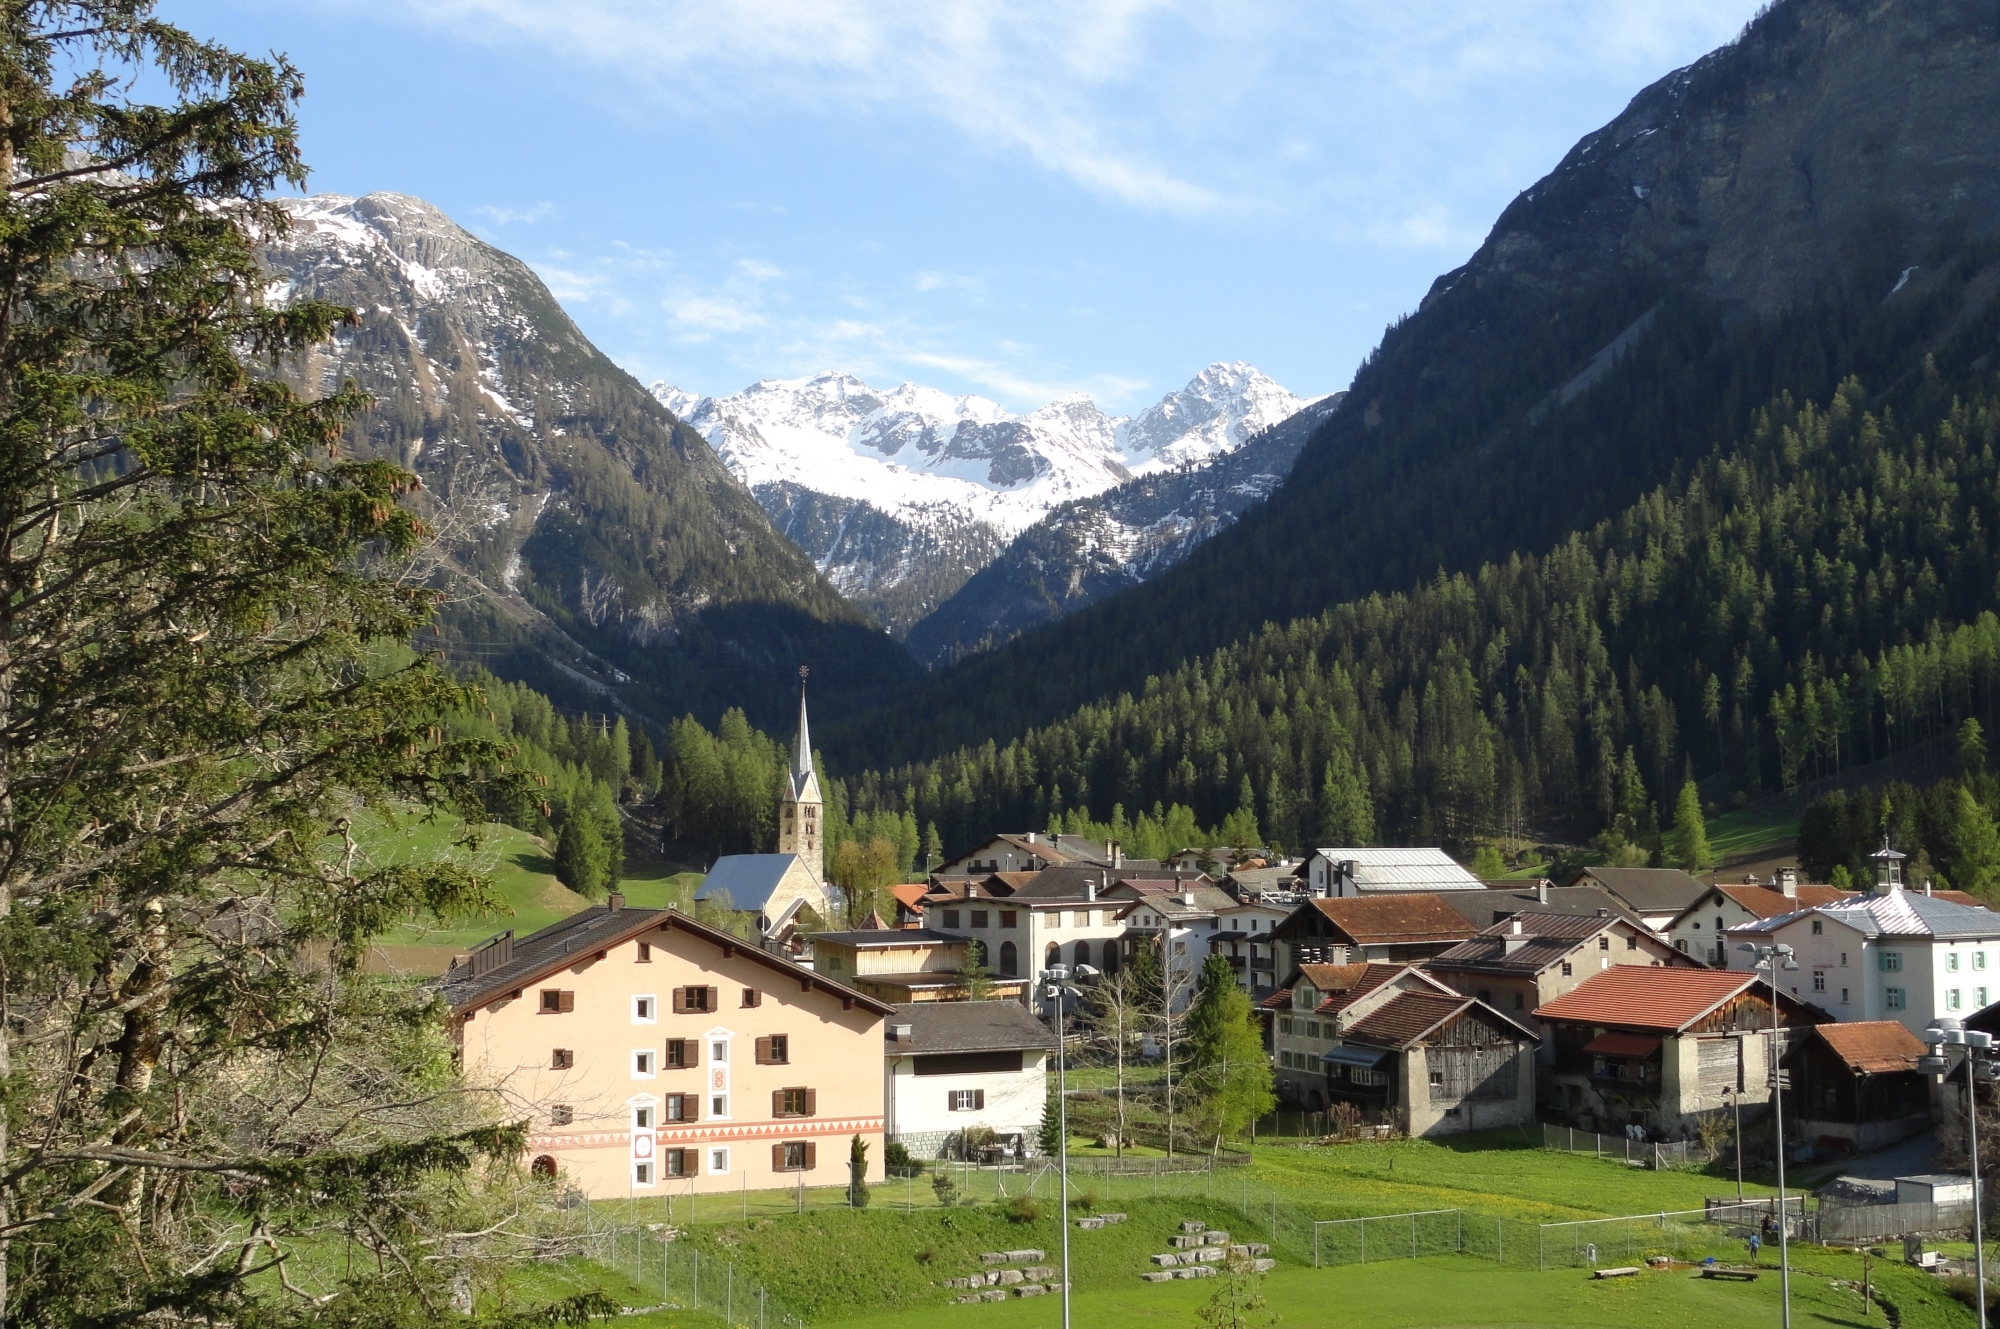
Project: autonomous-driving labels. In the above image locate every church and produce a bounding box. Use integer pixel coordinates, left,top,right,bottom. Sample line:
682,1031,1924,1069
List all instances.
694,673,835,946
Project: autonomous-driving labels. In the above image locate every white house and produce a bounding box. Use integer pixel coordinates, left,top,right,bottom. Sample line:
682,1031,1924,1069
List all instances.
1107,878,1235,1011
1727,848,2000,1035
920,864,1134,1006
883,1000,1055,1160
1303,847,1486,898
1209,895,1295,998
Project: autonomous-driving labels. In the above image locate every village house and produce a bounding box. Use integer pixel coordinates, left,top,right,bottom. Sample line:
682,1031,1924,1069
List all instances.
1560,866,1711,936
1264,963,1456,1106
1423,910,1697,1036
1665,868,1857,965
1105,877,1237,1010
1784,1021,1934,1152
1267,893,1477,982
1206,894,1294,999
883,1001,1056,1160
442,896,892,1198
920,864,1134,1003
808,927,1028,1004
1261,963,1535,1135
1300,847,1487,898
1534,966,1827,1139
1725,847,2000,1034
1441,878,1648,931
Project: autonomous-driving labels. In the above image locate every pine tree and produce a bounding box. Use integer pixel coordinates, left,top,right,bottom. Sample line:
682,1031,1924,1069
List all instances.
1667,780,1715,872
1946,785,2000,899
554,809,610,896
1319,749,1374,846
1181,956,1276,1150
847,1133,872,1208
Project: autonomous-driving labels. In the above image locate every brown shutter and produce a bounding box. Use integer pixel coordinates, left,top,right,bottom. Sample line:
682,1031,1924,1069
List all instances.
684,1094,699,1123
705,986,720,1012
671,987,687,1014
558,991,575,1013
772,1143,788,1172
803,1088,816,1117
772,1088,786,1117
803,1141,816,1171
755,1036,773,1065
974,1089,985,1110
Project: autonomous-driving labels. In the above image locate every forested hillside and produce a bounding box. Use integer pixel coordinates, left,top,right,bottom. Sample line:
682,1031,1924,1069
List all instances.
829,0,2000,771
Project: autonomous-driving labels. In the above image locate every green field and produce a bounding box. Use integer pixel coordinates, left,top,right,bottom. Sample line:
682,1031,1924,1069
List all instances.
1706,804,1802,867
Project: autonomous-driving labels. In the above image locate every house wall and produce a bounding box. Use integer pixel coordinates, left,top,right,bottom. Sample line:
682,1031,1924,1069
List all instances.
1671,892,1762,965
816,939,963,981
924,899,1126,999
884,1052,1049,1158
456,921,885,1198
1731,911,2000,1033
1403,1043,1536,1137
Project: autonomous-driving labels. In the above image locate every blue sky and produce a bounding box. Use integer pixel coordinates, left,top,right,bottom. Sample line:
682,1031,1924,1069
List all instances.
167,1,1765,412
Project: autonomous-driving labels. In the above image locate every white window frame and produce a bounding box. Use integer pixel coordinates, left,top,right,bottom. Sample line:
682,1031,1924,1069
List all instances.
633,994,658,1024
1949,989,1963,1011
708,1146,731,1176
632,1049,656,1079
705,1027,733,1120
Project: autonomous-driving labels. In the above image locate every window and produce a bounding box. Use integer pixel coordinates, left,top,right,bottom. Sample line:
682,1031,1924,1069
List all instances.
673,986,718,1014
1676,939,1688,952
948,1089,987,1111
634,1162,653,1185
1279,1050,1294,1068
1981,987,1991,1008
712,1096,727,1117
711,1040,728,1063
943,909,961,928
774,1087,816,1117
637,941,652,963
1980,952,1991,971
665,1039,696,1069
633,995,657,1023
632,1050,655,1078
1885,988,1906,1011
1841,952,1849,967
1949,989,1963,1011
1811,920,1824,935
1950,953,1962,972
1561,962,1573,977
971,910,989,929
550,1104,574,1126
1626,935,1638,950
1073,910,1089,927
1073,941,1091,968
1306,1020,1320,1039
1476,989,1492,1003
1000,941,1019,976
540,989,575,1014
1349,1068,1385,1087
1512,993,1525,1010
755,1035,790,1065
665,1149,692,1177
1429,1070,1444,1087
741,988,762,1008
773,1141,816,1172
1812,971,1826,992
1880,952,1903,972
708,1148,730,1176
551,1048,574,1070
1000,911,1018,929
1598,937,1610,952
1841,988,1849,1004
633,1104,654,1129
1279,1017,1292,1035
664,1093,698,1121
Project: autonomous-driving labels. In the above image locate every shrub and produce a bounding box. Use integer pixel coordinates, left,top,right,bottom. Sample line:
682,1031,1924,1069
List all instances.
931,1173,959,1207
1000,1194,1041,1225
885,1141,924,1178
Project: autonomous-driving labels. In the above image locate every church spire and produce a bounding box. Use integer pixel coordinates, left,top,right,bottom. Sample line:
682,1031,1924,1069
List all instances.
792,665,813,791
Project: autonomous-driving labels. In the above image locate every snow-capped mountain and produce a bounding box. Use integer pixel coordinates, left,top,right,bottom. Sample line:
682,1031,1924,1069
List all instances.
650,363,1306,635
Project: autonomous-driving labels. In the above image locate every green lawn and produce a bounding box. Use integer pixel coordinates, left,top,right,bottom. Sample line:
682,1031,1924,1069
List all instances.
1706,804,1801,867
825,1250,1964,1329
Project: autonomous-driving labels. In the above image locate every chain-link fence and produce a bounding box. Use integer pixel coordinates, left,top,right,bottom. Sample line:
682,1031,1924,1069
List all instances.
1540,1124,1704,1168
575,1197,813,1329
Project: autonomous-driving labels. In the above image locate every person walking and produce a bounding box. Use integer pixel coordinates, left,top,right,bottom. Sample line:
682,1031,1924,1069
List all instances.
1748,1231,1763,1265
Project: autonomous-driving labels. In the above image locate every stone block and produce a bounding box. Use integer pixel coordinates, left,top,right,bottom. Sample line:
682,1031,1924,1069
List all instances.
1100,1213,1128,1224
1007,1249,1045,1263
1075,1217,1105,1230
1181,1220,1205,1233
1023,1267,1055,1281
1176,1266,1218,1280
980,1290,1007,1302
953,1295,981,1305
1168,1235,1205,1249
1251,1259,1275,1273
1150,1253,1185,1267
1141,1272,1175,1283
1016,1285,1047,1298
1202,1231,1230,1245
1193,1248,1226,1263
997,1269,1024,1285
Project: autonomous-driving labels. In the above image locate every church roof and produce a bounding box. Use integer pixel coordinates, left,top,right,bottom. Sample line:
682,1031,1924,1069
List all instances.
789,678,819,802
698,854,809,912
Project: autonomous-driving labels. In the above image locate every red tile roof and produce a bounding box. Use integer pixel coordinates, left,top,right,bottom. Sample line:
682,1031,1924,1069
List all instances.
1813,1021,1927,1074
1306,894,1477,946
1533,966,1760,1033
1582,1032,1662,1058
1711,884,1856,919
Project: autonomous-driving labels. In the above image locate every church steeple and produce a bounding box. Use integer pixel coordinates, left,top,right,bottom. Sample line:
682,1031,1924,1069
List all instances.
777,666,823,879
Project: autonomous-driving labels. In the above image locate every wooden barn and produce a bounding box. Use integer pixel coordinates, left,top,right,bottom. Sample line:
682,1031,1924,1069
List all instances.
1785,1021,1934,1152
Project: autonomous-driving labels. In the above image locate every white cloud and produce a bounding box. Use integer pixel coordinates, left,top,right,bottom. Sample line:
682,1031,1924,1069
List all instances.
669,295,766,334
472,201,556,225
736,258,784,280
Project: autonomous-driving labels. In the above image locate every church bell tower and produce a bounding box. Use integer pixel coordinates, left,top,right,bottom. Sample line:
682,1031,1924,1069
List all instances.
777,667,823,880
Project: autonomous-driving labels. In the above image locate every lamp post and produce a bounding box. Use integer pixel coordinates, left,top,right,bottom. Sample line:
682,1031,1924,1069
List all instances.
1041,962,1098,1329
1738,941,1800,1329
1921,1017,1993,1329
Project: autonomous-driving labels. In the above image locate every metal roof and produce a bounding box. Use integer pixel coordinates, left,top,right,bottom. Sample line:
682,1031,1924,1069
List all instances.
696,854,810,912
810,928,964,948
1735,889,2000,941
1313,847,1485,893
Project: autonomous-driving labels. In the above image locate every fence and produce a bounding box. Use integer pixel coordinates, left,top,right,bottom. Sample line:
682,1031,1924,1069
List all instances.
1307,1203,1817,1272
578,1197,812,1329
1541,1123,1702,1168
1819,1199,1976,1243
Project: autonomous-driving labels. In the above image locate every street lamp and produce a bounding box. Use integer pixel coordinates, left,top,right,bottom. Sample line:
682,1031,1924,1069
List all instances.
1042,961,1099,1329
1739,941,1800,1329
1921,1017,1995,1329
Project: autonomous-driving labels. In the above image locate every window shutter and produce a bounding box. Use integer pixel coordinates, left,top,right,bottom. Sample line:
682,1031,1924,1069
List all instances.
803,1088,816,1117
671,988,687,1014
974,1089,985,1110
684,1094,699,1122
705,986,720,1012
558,991,575,1013
804,1141,816,1170
772,1143,788,1172
772,1089,786,1117
756,1036,773,1064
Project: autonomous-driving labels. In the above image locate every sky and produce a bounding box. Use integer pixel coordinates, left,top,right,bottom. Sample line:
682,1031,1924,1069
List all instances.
166,0,1767,414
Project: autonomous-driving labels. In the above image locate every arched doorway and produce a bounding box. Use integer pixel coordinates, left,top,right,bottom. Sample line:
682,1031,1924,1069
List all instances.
1073,940,1091,969
1046,943,1060,970
530,1155,557,1180
999,940,1018,976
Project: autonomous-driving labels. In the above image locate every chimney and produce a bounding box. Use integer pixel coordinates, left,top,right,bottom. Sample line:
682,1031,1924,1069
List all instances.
1503,935,1528,956
607,892,625,912
891,1022,914,1045
1511,919,1523,935
1026,831,1036,843
1777,867,1799,899
1087,874,1099,903
1182,891,1196,908
1926,879,1935,897
1536,878,1550,905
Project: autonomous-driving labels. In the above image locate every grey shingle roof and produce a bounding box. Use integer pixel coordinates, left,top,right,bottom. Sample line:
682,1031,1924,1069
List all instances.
696,854,808,911
1565,867,1709,913
884,1000,1057,1054
1441,884,1645,930
1429,912,1620,974
810,928,963,948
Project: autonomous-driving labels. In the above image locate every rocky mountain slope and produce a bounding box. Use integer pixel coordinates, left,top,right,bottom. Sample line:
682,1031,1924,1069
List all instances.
265,192,919,734
903,391,1343,666
651,364,1305,634
831,0,2000,768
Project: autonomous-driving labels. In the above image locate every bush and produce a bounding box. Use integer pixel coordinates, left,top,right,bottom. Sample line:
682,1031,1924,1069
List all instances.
1000,1194,1041,1225
884,1141,924,1178
1070,1189,1096,1213
931,1172,959,1207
